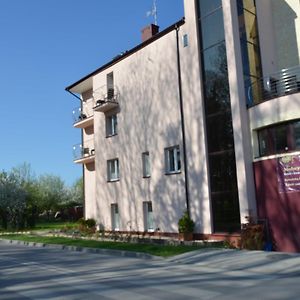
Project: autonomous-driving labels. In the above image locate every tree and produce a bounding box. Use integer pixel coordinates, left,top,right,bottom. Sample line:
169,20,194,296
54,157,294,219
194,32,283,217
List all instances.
69,177,83,205
0,171,26,229
37,174,68,218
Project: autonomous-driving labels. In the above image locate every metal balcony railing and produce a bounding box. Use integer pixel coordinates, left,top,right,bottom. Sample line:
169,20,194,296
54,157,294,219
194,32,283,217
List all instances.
72,99,95,125
93,85,119,112
73,140,95,162
248,65,300,106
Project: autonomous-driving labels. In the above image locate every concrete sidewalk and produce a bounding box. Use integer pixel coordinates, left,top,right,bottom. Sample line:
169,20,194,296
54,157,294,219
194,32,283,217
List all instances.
167,248,300,275
1,240,300,299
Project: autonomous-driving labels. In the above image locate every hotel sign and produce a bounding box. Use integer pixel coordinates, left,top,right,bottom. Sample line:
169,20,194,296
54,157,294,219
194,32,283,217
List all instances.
278,155,300,193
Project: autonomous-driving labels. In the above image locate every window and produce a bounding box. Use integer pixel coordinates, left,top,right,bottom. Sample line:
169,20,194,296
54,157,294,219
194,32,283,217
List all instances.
182,34,188,47
111,203,119,231
107,72,114,100
143,202,154,231
142,152,150,178
107,158,119,181
257,120,300,157
106,114,117,137
165,146,181,174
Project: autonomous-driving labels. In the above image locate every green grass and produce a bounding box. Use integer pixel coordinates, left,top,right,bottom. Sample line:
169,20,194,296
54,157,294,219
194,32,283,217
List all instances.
33,221,78,230
0,234,223,257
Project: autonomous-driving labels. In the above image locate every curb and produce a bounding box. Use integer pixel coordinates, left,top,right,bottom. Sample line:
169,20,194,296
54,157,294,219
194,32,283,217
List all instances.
0,238,162,261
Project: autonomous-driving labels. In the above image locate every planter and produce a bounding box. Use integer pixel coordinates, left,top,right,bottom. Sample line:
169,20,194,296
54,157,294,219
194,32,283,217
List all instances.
178,232,194,241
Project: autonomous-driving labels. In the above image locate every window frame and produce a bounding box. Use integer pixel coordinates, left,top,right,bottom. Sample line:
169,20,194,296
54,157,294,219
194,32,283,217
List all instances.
164,145,181,175
105,114,118,137
107,158,120,182
143,201,154,232
111,203,120,231
142,151,151,178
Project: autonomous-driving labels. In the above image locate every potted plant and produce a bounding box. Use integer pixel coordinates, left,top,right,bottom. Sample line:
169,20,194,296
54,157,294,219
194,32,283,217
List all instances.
178,210,195,241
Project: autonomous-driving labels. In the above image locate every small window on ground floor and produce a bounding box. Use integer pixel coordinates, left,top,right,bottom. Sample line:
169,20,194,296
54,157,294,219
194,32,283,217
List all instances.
143,201,154,232
111,203,120,231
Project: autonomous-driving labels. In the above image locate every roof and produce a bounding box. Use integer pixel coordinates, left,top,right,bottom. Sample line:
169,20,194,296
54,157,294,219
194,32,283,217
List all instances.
65,18,185,94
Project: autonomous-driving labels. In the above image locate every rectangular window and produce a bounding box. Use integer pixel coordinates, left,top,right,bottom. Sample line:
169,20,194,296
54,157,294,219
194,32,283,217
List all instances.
142,152,150,178
107,72,114,100
111,203,119,231
106,114,118,137
143,201,154,231
165,146,181,174
107,158,119,181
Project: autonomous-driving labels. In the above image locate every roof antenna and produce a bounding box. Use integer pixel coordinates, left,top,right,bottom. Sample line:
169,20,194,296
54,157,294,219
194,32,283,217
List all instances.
146,0,158,25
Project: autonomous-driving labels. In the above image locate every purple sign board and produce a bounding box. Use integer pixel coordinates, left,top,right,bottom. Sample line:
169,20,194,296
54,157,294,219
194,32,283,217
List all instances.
278,155,300,193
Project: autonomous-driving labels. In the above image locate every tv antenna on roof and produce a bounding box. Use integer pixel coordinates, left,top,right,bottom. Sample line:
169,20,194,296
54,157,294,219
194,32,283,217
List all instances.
146,0,158,25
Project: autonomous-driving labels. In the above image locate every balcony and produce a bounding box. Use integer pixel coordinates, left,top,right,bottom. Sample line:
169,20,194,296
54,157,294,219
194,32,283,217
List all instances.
73,140,95,164
72,100,95,128
93,86,119,113
247,65,300,106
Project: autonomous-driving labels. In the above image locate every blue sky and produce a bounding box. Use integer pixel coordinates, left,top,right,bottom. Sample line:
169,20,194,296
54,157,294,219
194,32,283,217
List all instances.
0,0,184,186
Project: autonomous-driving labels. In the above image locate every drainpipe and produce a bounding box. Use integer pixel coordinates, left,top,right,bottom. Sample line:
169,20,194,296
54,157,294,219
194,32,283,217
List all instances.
175,25,190,217
67,89,86,219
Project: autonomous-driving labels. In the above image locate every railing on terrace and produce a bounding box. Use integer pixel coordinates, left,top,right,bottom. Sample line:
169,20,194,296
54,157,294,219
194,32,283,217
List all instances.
248,65,300,106
73,140,95,161
72,100,95,124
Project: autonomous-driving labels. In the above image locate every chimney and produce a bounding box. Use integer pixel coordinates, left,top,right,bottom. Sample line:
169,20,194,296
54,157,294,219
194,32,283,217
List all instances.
141,24,159,42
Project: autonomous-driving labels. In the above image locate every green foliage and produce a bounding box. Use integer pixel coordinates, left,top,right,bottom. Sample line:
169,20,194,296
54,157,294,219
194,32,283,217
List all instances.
0,171,26,229
178,210,195,233
78,218,96,234
0,163,84,229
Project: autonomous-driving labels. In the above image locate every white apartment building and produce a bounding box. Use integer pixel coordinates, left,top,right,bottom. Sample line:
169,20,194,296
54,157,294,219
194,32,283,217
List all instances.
66,0,300,252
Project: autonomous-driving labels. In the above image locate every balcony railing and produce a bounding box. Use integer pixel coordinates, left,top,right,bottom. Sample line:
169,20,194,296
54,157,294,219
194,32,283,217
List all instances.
247,65,300,106
72,102,94,128
73,140,95,163
93,86,119,113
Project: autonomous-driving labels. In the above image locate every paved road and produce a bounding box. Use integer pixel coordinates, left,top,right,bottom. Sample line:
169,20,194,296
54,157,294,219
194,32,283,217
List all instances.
1,240,300,299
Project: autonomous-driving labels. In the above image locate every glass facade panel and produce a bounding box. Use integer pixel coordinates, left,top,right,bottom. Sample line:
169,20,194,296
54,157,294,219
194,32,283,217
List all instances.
293,121,300,150
206,113,235,153
198,0,222,19
257,120,300,157
237,0,262,106
209,151,237,192
201,9,225,50
211,191,240,232
198,4,240,232
274,125,288,153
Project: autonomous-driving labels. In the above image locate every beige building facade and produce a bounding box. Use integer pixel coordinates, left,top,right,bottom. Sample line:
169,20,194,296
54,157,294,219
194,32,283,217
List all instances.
67,0,300,251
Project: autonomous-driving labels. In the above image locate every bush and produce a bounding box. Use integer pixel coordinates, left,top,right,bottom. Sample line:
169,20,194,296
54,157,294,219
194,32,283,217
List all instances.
239,218,265,250
77,218,96,234
178,211,195,233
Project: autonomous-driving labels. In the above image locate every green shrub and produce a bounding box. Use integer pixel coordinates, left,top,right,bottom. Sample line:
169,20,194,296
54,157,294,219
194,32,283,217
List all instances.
85,218,96,228
178,211,195,233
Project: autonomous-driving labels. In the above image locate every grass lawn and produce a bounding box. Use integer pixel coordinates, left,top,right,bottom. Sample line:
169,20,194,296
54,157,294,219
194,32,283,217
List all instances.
0,234,224,258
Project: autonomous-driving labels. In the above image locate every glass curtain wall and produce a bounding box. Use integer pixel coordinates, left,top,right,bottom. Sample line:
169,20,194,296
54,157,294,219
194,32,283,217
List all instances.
237,0,263,105
197,0,240,232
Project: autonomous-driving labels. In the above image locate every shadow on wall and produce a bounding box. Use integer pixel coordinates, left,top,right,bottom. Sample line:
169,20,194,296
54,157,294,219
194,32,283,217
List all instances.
272,0,299,69
93,29,209,234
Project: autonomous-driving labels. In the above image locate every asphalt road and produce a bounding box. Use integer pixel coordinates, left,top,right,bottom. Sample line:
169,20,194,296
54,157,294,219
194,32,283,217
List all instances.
1,240,300,299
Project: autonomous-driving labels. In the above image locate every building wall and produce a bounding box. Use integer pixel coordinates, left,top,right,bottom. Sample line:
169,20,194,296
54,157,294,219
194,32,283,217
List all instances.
92,30,187,233
257,0,300,75
254,156,300,252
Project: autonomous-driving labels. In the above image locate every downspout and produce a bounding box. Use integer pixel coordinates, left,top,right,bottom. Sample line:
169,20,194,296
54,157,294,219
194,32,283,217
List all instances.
66,89,86,219
175,25,190,217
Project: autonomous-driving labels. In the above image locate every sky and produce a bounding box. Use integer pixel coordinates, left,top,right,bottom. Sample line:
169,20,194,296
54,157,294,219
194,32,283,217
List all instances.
0,0,184,186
